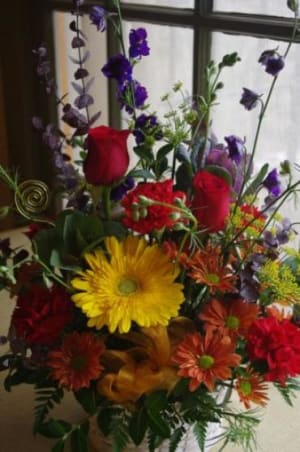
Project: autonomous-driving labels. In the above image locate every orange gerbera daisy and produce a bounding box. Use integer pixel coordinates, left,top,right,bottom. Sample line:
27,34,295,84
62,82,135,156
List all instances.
187,244,236,294
199,298,260,340
48,332,105,390
173,331,241,392
235,368,269,409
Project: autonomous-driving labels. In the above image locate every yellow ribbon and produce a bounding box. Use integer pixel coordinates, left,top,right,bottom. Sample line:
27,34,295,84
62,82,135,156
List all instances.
97,317,194,403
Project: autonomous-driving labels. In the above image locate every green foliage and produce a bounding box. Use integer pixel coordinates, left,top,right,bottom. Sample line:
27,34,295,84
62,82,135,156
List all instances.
243,163,269,197
128,407,148,445
168,427,185,452
70,422,89,452
33,386,64,434
97,406,130,452
274,377,300,407
193,422,208,452
73,387,97,414
37,418,72,438
144,391,171,438
220,409,260,452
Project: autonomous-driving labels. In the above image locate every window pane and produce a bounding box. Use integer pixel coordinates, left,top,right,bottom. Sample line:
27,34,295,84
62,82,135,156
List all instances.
123,21,193,119
122,0,194,8
213,0,293,17
210,32,300,226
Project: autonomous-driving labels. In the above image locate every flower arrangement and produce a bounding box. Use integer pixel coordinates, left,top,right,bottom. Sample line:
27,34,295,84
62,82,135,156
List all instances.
1,1,300,451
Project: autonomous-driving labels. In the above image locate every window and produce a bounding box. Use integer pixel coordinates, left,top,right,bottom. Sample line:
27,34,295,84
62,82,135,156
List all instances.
8,1,297,222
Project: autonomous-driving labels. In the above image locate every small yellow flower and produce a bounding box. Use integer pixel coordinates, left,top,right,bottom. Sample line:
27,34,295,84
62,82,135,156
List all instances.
71,236,184,333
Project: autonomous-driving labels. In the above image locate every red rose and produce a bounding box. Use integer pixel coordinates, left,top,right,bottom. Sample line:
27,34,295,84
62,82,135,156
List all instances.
192,170,231,232
84,125,130,185
121,179,185,234
11,285,73,346
247,317,300,384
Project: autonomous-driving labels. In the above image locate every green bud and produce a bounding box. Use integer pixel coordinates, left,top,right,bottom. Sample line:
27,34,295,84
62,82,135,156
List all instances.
138,195,154,207
132,209,140,222
173,196,186,207
144,135,155,147
173,81,183,92
172,222,187,231
280,159,291,175
219,52,241,69
139,207,148,218
287,0,299,13
169,211,182,221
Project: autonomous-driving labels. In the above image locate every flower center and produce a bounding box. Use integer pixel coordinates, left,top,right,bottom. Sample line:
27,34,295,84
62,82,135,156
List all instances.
240,380,252,396
225,315,240,329
118,278,138,295
198,354,215,369
206,273,220,284
70,355,87,371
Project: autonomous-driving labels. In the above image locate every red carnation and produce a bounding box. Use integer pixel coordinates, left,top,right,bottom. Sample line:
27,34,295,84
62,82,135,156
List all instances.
247,317,300,384
121,179,185,234
11,285,73,346
192,170,231,232
84,125,130,186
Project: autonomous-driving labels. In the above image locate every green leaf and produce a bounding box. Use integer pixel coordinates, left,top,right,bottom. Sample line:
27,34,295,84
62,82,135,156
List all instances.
145,391,168,413
97,407,122,436
168,427,185,452
133,146,154,163
243,163,269,197
74,388,97,415
129,408,148,445
193,422,208,452
204,165,233,187
70,425,89,452
155,157,169,178
0,206,10,217
38,419,72,439
34,229,62,266
51,440,65,452
156,144,173,161
129,169,154,180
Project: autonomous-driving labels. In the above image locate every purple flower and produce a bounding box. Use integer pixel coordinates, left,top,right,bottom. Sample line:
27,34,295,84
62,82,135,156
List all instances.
119,80,148,113
129,28,150,58
90,6,107,32
224,135,244,163
265,56,285,76
263,168,281,197
133,114,162,145
240,88,260,111
259,50,285,76
102,54,132,84
111,176,135,202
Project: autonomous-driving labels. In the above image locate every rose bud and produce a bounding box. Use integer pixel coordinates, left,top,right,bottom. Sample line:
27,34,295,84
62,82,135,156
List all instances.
84,125,130,186
192,170,231,232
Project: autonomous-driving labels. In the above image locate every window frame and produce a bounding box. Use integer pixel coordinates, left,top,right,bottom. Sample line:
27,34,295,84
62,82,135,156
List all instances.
48,0,299,128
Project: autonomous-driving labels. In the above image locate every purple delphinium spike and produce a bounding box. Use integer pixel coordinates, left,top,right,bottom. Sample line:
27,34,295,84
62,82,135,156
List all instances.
263,168,281,197
225,135,244,164
240,88,260,111
90,6,107,32
102,54,132,84
129,28,150,58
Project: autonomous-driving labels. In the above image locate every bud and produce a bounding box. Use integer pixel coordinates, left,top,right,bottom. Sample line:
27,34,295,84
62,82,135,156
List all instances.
138,195,154,206
169,211,182,221
139,207,148,219
172,222,187,232
280,159,291,175
287,0,299,14
173,196,186,207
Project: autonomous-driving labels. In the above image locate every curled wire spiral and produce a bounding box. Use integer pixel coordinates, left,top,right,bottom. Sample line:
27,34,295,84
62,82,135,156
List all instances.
14,180,50,221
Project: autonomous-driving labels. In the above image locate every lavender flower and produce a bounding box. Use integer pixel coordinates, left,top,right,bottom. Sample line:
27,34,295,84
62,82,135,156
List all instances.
129,28,150,58
90,6,107,32
240,88,260,111
102,54,132,84
263,168,281,197
225,135,244,163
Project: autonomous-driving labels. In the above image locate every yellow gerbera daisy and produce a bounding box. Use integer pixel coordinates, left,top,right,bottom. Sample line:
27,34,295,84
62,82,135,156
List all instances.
71,236,184,333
